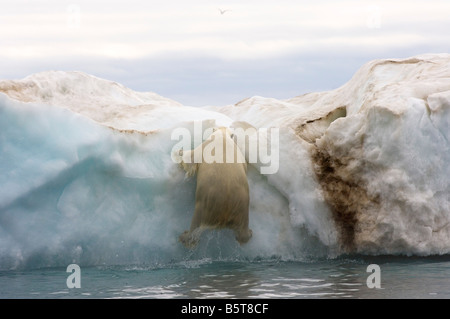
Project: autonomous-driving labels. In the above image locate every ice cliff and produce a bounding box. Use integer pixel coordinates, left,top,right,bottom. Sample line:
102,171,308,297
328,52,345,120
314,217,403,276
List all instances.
0,54,449,269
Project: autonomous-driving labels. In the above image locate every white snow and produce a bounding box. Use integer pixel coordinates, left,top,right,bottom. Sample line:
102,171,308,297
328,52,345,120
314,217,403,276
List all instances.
0,54,449,268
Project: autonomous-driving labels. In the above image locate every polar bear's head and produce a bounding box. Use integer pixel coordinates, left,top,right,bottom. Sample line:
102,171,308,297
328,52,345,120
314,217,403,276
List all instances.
201,126,246,165
203,126,236,144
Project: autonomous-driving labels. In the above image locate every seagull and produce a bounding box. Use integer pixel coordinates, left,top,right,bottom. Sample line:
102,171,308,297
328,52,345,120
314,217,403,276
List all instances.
218,8,231,15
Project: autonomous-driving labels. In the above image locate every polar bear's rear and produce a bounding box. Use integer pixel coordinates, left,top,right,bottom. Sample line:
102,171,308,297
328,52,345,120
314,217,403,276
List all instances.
178,127,252,248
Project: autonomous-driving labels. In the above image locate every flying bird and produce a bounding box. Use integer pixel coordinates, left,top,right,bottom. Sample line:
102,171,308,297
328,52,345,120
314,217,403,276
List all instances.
218,8,231,15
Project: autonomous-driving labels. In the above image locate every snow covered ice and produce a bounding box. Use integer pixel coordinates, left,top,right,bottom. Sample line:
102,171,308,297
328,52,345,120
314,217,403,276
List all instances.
0,54,449,269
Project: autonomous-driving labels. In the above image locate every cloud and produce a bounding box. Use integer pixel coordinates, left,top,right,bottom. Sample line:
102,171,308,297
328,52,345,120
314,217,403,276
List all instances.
1,0,449,105
2,0,449,59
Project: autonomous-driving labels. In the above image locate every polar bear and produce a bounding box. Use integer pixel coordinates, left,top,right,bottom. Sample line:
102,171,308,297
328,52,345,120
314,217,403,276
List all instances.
177,127,252,248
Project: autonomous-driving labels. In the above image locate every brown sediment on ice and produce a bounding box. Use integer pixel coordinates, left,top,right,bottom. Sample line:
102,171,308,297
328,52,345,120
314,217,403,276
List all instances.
293,106,380,252
310,147,380,252
0,81,40,103
106,126,158,136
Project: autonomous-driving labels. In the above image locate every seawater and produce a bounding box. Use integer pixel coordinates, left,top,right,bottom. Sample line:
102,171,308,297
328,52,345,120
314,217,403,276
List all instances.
2,256,450,299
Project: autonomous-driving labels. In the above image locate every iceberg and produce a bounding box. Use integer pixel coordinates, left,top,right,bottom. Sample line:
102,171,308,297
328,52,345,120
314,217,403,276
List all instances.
0,54,449,269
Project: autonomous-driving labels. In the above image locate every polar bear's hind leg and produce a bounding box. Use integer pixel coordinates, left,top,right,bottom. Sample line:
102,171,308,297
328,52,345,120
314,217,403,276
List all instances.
179,228,203,249
234,228,253,245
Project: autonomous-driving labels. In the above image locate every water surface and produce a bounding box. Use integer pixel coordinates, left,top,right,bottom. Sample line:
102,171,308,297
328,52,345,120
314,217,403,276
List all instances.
2,256,450,299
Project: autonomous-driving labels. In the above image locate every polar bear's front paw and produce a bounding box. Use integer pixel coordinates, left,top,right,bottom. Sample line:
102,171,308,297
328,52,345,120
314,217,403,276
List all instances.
171,148,184,164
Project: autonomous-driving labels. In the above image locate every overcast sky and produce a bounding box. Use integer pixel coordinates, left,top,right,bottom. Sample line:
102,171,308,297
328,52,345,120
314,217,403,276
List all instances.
1,0,450,106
